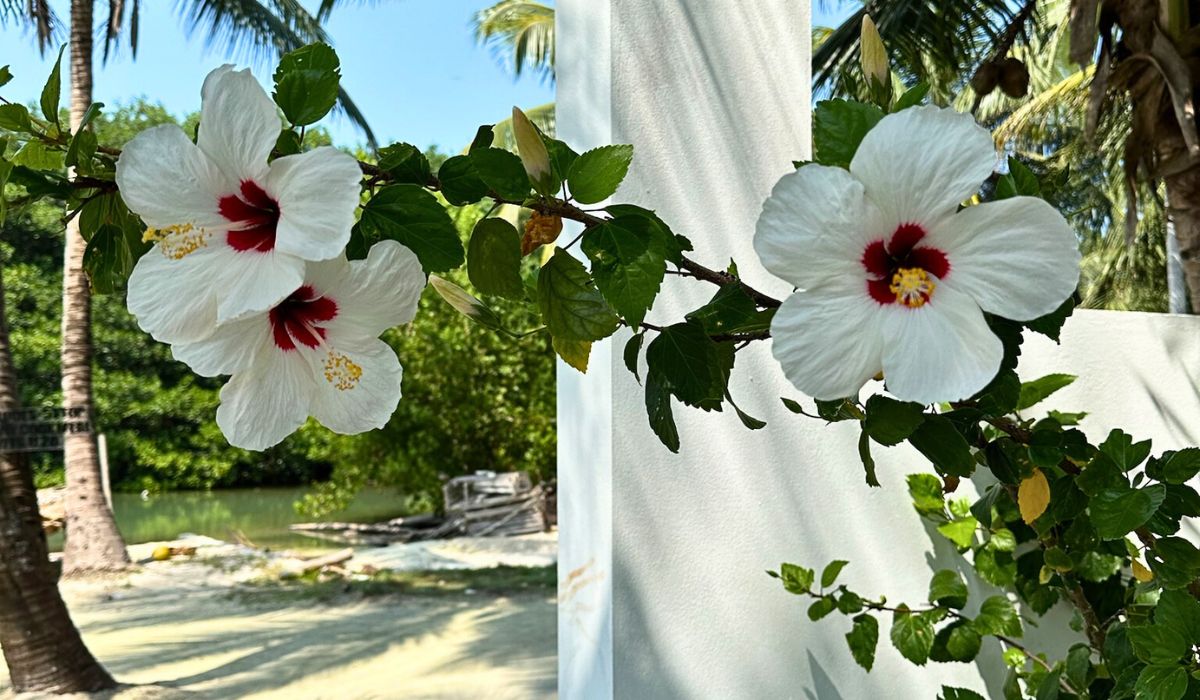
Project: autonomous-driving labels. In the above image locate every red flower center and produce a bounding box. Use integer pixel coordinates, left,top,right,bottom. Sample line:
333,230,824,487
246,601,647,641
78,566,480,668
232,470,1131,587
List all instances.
862,223,950,306
269,285,338,351
220,181,280,253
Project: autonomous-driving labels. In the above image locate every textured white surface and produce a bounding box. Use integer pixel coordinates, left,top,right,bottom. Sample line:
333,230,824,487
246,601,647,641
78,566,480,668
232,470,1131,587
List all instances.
558,2,1200,698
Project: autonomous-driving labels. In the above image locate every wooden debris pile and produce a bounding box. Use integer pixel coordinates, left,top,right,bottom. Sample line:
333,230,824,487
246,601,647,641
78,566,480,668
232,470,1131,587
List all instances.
290,471,548,546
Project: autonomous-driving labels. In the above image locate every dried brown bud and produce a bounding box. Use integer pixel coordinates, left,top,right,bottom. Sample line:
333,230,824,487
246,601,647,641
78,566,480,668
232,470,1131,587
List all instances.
522,212,563,256
971,60,1001,96
999,57,1030,98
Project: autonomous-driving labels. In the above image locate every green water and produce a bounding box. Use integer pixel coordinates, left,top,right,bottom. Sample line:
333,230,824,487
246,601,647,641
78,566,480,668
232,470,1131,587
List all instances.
47,486,410,552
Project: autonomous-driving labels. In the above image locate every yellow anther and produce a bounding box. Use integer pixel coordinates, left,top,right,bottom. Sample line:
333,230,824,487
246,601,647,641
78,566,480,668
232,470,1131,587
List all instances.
323,351,363,391
889,267,936,308
145,224,207,260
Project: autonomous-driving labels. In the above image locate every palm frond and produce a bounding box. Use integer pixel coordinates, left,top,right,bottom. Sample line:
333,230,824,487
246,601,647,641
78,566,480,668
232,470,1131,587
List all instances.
473,0,555,82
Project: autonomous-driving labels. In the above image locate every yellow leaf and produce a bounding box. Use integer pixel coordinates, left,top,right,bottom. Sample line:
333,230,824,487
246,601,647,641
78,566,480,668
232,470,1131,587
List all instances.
1018,469,1050,525
553,336,592,373
1132,560,1154,583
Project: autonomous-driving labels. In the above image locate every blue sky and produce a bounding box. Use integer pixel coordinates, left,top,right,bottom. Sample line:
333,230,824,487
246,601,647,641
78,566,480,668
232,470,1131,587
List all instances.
0,2,852,151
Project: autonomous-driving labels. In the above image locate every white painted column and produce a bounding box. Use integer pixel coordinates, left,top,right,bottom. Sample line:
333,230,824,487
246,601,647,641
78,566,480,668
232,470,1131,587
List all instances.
557,3,1200,699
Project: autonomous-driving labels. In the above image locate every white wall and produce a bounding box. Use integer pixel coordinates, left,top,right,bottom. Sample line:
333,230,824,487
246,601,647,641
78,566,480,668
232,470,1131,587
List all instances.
556,2,1200,698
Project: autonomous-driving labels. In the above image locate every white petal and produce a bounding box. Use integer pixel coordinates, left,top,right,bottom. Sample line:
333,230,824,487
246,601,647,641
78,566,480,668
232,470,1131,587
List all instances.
115,125,229,230
216,349,312,451
323,241,427,342
307,338,403,436
197,66,278,185
851,105,996,231
171,314,269,377
927,197,1081,321
127,241,223,345
880,283,1003,404
213,248,306,324
769,281,885,400
754,165,879,289
267,147,362,261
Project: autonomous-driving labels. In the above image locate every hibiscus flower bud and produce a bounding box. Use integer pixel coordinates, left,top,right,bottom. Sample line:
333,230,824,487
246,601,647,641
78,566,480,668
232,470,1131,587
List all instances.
512,106,555,196
522,211,563,256
860,15,889,95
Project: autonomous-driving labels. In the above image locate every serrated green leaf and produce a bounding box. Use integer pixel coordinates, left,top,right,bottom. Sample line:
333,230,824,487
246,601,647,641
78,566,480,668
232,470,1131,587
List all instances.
891,607,936,665
929,570,968,610
377,143,432,185
1017,373,1076,410
846,614,879,671
907,473,945,516
1091,484,1167,540
1134,664,1188,700
537,249,620,341
1127,624,1188,664
41,45,64,127
272,43,340,126
893,82,930,111
0,65,11,88
359,185,464,273
973,596,1022,637
1100,429,1153,471
685,284,773,336
438,155,488,205
553,336,591,373
467,218,525,299
469,147,531,200
567,144,633,204
581,216,665,327
644,321,733,410
909,416,975,477
1162,448,1200,484
864,394,926,446
0,103,32,133
939,687,985,700
1156,590,1200,645
624,332,644,383
812,99,884,167
931,620,982,662
779,563,814,594
82,224,135,293
937,516,978,549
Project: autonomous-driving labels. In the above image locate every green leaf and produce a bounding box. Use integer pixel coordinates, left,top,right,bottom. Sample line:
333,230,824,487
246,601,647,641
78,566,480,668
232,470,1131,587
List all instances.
0,65,11,88
1065,644,1092,691
821,560,849,588
685,285,773,336
1162,448,1200,484
0,104,32,133
469,147,531,200
1090,484,1167,539
567,144,633,204
929,569,968,610
553,336,592,373
808,597,836,621
989,528,1017,552
816,398,862,422
644,321,733,410
863,395,926,446
997,157,1041,199
1155,590,1200,645
82,224,135,293
40,45,64,127
931,620,982,662
537,249,619,341
837,591,864,614
272,43,341,126
624,332,644,383
1134,664,1189,700
438,155,489,206
65,127,98,169
0,158,12,224
1100,429,1153,471
1127,624,1189,664
907,473,946,516
469,125,494,152
1026,296,1075,342
939,688,985,700
845,614,879,671
812,99,884,167
893,82,930,111
909,416,975,477
973,596,1022,637
1149,537,1200,590
467,218,525,299
890,607,936,665
726,391,766,430
1076,453,1127,496
12,140,62,170
937,516,978,549
779,563,814,594
858,428,880,487
377,143,432,185
544,136,578,190
581,217,665,328
358,185,464,273
428,275,509,334
1017,373,1076,410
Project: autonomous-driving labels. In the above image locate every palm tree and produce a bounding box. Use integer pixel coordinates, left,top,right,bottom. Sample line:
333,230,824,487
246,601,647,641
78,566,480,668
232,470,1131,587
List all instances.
473,0,555,81
814,0,1196,313
0,261,113,691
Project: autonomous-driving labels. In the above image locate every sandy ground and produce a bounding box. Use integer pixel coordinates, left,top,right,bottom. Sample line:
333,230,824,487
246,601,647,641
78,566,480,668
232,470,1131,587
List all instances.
1,535,557,700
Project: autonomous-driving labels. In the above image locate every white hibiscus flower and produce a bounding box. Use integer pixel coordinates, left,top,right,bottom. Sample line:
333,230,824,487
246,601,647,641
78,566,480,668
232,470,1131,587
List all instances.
754,105,1081,404
169,241,427,451
116,65,363,345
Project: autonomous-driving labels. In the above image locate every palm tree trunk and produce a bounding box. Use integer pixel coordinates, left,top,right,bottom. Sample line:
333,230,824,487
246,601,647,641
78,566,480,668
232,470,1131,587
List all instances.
60,0,130,575
0,263,115,692
1158,131,1200,313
